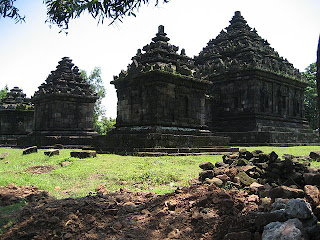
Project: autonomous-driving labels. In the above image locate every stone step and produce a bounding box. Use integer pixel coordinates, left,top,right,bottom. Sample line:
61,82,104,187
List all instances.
134,151,237,156
217,131,320,145
96,146,239,155
136,147,238,153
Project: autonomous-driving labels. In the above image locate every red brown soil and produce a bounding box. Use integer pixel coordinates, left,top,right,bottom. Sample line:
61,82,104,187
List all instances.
1,184,260,240
25,165,58,174
0,184,50,206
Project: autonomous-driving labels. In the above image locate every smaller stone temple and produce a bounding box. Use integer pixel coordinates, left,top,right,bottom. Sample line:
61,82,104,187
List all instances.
93,26,234,155
18,57,98,148
0,87,34,146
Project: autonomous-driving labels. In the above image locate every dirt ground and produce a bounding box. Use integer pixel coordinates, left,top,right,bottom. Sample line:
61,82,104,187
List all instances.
0,183,260,240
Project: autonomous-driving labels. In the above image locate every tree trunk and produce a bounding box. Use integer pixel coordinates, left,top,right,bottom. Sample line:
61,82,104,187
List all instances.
317,35,320,135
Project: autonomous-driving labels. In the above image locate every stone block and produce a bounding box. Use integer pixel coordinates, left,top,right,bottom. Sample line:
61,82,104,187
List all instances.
269,186,304,199
255,210,288,232
304,185,320,207
310,151,320,161
199,170,214,181
70,150,97,159
23,146,38,155
199,161,214,170
285,199,313,220
44,149,60,156
236,171,256,186
262,219,305,240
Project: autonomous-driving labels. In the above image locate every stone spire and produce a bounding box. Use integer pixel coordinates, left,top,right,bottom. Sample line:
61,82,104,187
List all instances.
0,87,33,110
195,11,303,80
34,57,97,98
114,25,195,80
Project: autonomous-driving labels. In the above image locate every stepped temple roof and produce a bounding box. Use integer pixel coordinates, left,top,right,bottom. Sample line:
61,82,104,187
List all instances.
34,57,97,98
0,87,33,111
114,25,197,80
195,11,303,80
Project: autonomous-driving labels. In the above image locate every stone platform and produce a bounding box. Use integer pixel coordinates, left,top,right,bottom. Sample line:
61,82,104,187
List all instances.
17,131,97,149
92,126,237,155
0,135,25,147
213,115,319,145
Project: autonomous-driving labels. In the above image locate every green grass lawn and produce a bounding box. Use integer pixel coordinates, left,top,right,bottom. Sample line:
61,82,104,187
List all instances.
1,146,320,199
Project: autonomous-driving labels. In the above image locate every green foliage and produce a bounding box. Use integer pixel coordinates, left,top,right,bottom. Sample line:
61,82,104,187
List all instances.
44,0,169,32
81,68,117,134
303,63,318,129
0,85,8,103
0,0,25,23
94,116,116,134
1,0,169,32
81,67,106,121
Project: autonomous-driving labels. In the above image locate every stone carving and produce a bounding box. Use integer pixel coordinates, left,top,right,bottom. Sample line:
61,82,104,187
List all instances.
34,57,96,97
195,11,303,81
113,25,195,81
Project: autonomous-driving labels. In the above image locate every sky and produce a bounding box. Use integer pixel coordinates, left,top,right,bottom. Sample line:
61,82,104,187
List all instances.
0,0,319,118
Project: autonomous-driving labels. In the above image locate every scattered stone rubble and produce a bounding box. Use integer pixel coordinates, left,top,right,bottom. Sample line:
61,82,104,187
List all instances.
22,146,38,155
70,150,97,159
198,149,320,239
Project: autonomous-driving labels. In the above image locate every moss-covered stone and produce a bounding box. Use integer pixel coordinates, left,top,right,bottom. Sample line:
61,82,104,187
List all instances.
236,171,256,186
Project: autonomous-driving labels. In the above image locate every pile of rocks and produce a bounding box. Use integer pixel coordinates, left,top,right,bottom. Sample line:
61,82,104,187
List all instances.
198,149,320,239
258,198,320,239
198,149,320,194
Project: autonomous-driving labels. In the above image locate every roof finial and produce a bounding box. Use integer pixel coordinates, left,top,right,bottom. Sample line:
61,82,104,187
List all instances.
158,25,165,34
235,11,241,16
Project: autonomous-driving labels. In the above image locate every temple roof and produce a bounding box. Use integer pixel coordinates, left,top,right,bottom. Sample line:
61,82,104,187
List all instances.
195,11,303,80
114,25,196,80
34,57,97,98
0,87,34,111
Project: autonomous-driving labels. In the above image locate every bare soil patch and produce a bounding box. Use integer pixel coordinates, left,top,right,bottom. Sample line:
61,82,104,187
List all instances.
0,184,50,206
25,165,58,174
1,184,259,239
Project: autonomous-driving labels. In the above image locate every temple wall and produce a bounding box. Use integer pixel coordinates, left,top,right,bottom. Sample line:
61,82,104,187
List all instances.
33,97,95,132
115,75,209,129
0,110,34,135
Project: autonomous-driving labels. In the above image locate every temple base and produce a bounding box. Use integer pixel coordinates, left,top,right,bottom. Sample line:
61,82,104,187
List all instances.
92,126,237,155
17,131,98,149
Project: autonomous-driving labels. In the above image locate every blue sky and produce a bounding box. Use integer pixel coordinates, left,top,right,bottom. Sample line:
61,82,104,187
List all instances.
0,0,319,118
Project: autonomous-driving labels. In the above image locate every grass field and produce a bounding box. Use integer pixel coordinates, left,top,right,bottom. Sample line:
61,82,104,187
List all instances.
1,146,320,199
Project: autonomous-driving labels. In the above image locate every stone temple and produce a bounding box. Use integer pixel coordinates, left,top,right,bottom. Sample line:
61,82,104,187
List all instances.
195,11,319,145
18,57,98,148
6,11,320,151
94,12,319,152
93,26,233,155
0,87,34,146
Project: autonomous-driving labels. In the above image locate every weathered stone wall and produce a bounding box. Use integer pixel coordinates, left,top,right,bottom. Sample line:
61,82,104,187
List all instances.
115,71,209,130
0,87,34,136
33,96,95,132
210,70,307,132
0,110,34,135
